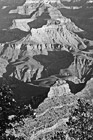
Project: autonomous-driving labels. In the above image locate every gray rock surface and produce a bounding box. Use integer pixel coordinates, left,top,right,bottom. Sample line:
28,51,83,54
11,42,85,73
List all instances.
2,0,93,139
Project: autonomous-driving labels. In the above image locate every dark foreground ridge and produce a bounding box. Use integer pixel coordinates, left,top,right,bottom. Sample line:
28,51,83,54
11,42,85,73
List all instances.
0,77,50,109
66,68,93,94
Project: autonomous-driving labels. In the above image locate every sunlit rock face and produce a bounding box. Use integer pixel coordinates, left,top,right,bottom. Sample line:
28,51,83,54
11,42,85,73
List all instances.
9,0,62,16
9,0,40,15
0,42,74,82
8,0,83,32
1,0,93,139
0,0,89,83
0,0,93,104
30,24,84,47
48,80,71,98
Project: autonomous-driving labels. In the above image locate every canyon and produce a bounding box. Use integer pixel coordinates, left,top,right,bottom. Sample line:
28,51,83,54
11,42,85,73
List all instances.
0,0,93,106
1,0,93,139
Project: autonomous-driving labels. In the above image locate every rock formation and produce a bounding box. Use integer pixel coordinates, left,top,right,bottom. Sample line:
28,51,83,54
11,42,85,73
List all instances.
1,0,93,139
9,0,82,32
0,0,92,85
48,79,71,98
7,77,93,140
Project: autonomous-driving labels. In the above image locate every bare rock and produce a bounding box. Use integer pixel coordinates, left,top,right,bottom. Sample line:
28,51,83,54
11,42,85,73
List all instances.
48,80,71,98
10,19,34,32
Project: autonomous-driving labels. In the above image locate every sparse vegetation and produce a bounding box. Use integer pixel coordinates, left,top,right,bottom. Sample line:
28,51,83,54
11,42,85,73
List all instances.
30,94,47,109
1,134,25,140
50,99,93,140
67,99,93,140
50,131,66,140
1,84,93,140
0,84,35,139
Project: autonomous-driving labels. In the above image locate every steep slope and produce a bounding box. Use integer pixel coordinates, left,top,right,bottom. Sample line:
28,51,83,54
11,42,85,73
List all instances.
59,0,93,40
0,0,93,103
0,21,90,83
6,78,93,140
1,1,93,139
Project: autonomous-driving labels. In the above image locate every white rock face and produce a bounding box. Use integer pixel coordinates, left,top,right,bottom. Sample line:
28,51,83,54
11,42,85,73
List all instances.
9,0,41,15
25,0,40,4
0,0,92,84
8,0,84,34
8,0,66,31
29,24,86,50
10,19,34,32
8,0,85,49
2,1,93,139
2,6,8,9
48,80,71,98
44,0,61,4
86,0,93,3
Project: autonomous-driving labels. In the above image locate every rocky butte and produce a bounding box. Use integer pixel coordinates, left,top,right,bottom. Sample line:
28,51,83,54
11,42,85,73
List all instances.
0,0,93,139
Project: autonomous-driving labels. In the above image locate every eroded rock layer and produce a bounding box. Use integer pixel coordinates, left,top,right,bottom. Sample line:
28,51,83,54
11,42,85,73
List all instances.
0,0,93,90
1,0,93,139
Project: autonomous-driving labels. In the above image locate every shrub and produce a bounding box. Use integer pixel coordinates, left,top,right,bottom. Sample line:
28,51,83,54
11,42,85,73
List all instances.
50,99,93,140
0,84,35,138
50,131,66,140
1,134,25,140
0,85,15,135
66,99,93,140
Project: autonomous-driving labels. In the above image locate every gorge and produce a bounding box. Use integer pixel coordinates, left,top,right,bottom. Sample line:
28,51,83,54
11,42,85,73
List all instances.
0,0,93,105
1,0,93,139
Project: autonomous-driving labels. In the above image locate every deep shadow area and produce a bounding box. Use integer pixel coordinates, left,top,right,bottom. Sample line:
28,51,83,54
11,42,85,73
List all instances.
61,0,87,7
2,62,50,108
28,11,50,29
2,61,50,109
0,1,50,43
59,7,93,39
1,50,73,108
66,67,93,94
0,77,49,109
34,51,74,76
1,62,93,108
12,79,49,108
0,0,30,43
66,80,86,94
0,0,27,30
0,29,28,43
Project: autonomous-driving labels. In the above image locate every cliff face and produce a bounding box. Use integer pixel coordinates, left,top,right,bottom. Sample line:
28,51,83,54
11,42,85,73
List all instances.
0,0,93,84
9,0,83,31
1,0,93,139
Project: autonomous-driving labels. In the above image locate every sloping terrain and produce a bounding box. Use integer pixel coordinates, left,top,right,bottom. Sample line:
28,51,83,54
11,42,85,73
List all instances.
6,78,93,140
0,0,93,139
0,0,92,100
0,0,93,100
59,0,93,39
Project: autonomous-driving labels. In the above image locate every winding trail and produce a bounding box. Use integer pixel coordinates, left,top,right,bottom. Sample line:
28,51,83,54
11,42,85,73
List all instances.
36,102,75,118
30,118,68,140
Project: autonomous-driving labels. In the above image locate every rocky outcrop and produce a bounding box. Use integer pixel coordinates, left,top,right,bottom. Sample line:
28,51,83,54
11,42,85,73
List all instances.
0,58,8,77
0,42,73,82
48,80,71,98
10,19,34,32
9,0,40,15
29,24,86,50
0,0,93,85
67,54,93,81
9,0,83,32
11,58,44,82
0,25,92,82
2,0,93,139
6,76,93,140
9,1,46,31
9,0,63,15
